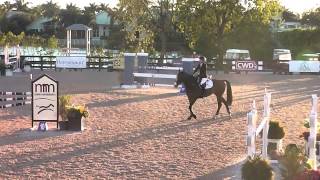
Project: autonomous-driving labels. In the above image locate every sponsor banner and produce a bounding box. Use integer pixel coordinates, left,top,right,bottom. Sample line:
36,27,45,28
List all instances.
289,61,320,73
235,61,258,71
113,54,124,70
56,56,87,68
278,53,291,61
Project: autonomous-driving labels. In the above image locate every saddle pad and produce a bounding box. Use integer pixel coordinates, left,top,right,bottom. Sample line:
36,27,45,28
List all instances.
200,78,213,89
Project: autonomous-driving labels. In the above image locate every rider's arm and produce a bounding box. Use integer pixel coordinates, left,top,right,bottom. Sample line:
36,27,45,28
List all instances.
193,64,200,74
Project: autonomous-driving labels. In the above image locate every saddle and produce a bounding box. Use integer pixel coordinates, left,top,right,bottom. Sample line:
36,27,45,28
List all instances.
199,77,214,89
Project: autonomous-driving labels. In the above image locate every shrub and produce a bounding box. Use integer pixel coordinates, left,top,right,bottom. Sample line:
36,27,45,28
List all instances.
301,132,320,141
279,144,311,180
59,95,72,121
268,121,285,139
302,120,320,141
67,105,89,119
241,156,273,180
294,170,320,180
0,62,5,76
303,120,320,132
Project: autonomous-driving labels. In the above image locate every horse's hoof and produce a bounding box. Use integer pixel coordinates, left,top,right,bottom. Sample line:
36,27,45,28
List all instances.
193,115,197,119
229,113,232,118
214,115,218,119
187,116,192,120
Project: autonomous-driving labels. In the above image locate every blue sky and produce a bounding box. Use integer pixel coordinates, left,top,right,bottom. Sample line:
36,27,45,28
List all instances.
1,0,319,15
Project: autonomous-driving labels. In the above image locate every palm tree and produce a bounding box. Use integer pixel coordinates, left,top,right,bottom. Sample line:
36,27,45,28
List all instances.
41,0,60,18
98,3,111,13
83,3,98,25
59,3,82,27
13,0,29,12
29,5,42,19
1,1,13,12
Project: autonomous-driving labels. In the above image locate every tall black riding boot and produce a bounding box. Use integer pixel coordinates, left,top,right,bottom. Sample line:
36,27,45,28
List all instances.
200,85,206,98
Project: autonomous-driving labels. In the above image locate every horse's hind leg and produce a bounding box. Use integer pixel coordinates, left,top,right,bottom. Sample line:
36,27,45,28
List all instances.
221,97,231,117
214,97,222,119
188,99,197,120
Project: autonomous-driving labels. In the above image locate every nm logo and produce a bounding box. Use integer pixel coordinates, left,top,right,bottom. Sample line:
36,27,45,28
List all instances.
35,84,55,93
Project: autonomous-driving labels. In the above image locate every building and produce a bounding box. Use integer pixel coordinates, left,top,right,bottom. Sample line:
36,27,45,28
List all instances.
26,11,113,48
91,11,112,47
26,17,54,33
92,11,112,38
278,22,301,32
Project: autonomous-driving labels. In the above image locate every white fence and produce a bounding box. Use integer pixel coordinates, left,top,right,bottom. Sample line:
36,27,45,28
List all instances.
247,92,318,168
308,94,318,169
247,92,271,158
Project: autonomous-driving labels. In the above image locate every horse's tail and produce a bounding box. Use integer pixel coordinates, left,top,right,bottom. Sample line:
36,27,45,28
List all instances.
225,80,233,106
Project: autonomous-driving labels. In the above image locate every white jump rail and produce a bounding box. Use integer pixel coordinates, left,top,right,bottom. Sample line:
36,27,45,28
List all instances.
248,93,318,167
247,91,271,159
145,66,183,71
308,94,318,169
133,73,176,79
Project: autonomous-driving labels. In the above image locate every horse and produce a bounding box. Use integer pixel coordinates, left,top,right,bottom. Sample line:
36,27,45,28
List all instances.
175,71,233,120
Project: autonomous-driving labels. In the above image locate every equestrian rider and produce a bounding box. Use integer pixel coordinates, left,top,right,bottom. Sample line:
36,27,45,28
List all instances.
193,56,207,97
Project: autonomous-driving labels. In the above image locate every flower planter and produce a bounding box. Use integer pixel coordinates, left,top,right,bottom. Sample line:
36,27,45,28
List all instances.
304,140,320,160
67,113,85,131
59,121,69,130
0,66,5,76
5,69,13,76
24,65,31,72
267,138,283,163
302,132,320,160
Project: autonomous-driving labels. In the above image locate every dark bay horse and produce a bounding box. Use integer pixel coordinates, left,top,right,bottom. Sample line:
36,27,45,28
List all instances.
175,71,232,120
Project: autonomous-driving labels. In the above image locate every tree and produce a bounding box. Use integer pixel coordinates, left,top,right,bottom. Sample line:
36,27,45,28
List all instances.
47,35,58,49
175,0,243,65
1,13,32,34
83,3,98,25
150,0,177,61
0,31,25,47
13,0,29,12
40,0,60,18
115,0,155,52
59,3,82,27
301,7,320,28
175,0,281,66
282,9,300,22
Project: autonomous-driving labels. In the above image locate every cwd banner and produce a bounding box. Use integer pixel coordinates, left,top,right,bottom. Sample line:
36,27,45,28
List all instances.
235,61,258,71
56,56,87,68
289,61,320,73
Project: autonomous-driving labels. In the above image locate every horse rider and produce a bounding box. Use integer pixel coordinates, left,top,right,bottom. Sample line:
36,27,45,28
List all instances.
193,56,207,97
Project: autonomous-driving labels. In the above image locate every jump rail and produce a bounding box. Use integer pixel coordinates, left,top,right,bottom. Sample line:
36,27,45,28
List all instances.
247,92,318,168
308,94,318,169
0,91,31,109
247,92,271,159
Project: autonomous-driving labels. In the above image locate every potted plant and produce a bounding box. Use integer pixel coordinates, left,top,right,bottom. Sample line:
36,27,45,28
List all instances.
58,95,72,130
241,155,273,180
301,120,320,156
0,61,5,76
23,61,31,72
67,105,89,131
5,64,13,76
279,144,311,180
267,121,285,160
294,170,320,180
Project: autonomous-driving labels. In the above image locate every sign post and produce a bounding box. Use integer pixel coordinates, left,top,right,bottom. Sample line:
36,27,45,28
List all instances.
32,74,59,128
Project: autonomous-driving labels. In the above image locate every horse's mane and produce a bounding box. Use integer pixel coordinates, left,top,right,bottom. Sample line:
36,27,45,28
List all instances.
179,71,197,85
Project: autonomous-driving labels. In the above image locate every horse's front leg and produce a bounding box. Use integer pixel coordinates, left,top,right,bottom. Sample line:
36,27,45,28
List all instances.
188,99,197,120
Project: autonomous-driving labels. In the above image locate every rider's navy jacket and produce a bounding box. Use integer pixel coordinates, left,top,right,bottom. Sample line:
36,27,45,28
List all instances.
194,63,207,78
